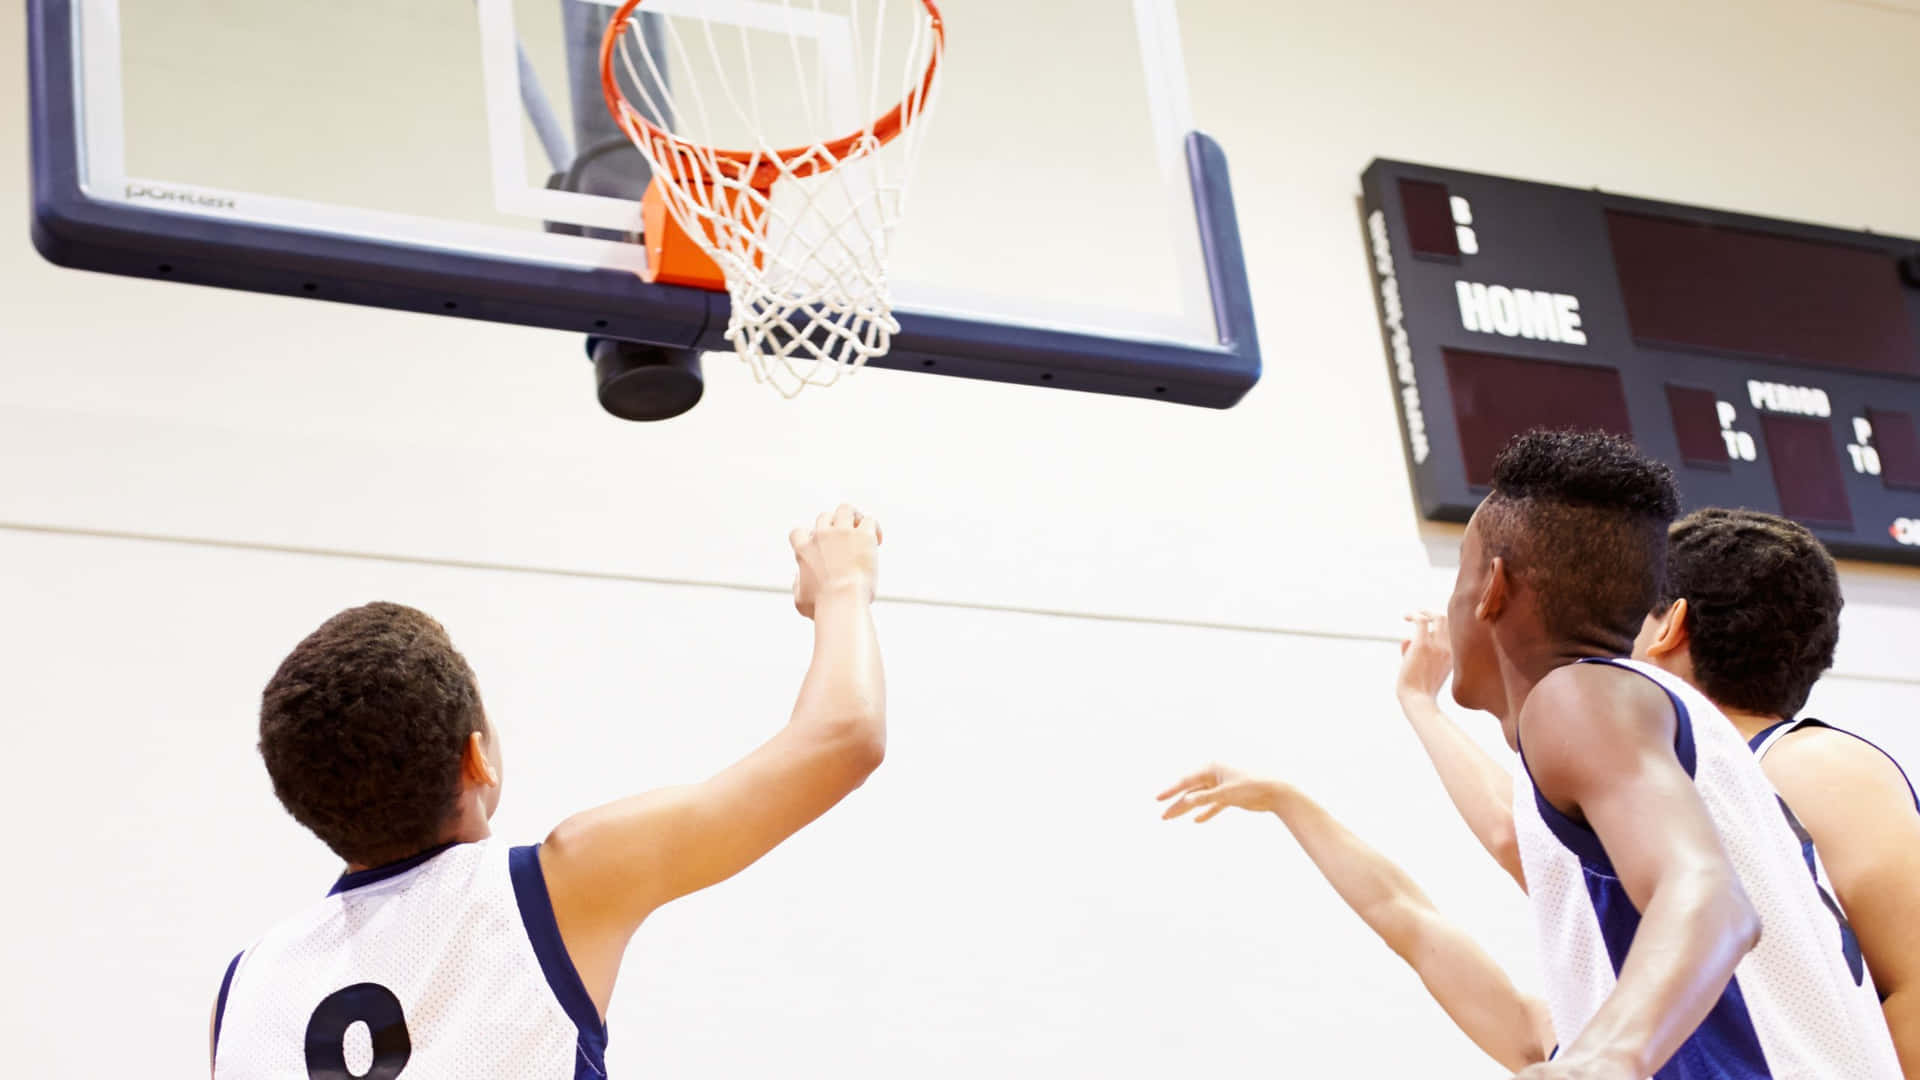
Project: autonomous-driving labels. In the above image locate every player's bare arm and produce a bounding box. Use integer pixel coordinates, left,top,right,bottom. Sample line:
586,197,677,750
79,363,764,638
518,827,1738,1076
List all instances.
1158,764,1554,1073
537,504,887,1017
1762,728,1920,1078
1396,610,1525,888
1515,663,1761,1080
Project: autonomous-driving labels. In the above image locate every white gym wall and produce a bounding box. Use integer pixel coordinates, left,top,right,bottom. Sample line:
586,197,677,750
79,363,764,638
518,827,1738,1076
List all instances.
2,1,1918,1076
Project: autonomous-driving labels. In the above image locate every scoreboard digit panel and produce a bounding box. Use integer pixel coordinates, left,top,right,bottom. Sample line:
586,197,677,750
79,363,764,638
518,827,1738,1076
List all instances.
1361,158,1920,565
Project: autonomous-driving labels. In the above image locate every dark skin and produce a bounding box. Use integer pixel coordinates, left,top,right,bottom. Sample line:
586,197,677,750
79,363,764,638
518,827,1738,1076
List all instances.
1447,504,1761,1080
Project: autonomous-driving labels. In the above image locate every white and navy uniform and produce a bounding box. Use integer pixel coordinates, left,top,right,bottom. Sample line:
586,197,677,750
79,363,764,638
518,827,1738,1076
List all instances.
1513,658,1902,1080
212,840,607,1079
1749,717,1920,1003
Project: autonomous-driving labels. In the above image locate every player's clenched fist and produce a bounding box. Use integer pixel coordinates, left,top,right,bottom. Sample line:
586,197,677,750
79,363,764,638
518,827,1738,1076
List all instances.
791,504,882,619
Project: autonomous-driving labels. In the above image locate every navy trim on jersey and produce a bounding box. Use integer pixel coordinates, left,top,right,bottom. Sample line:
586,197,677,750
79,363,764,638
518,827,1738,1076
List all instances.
1525,774,1611,868
509,844,609,1079
1575,659,1698,777
1747,721,1791,754
1573,854,1772,1079
1758,719,1920,814
328,842,462,896
212,950,242,1052
1750,718,1895,997
1655,979,1772,1078
1520,659,1697,867
1769,795,1869,985
1522,660,1775,1078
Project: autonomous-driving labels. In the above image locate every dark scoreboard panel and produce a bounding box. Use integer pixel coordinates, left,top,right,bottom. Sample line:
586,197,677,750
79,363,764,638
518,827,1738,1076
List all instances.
1361,159,1920,565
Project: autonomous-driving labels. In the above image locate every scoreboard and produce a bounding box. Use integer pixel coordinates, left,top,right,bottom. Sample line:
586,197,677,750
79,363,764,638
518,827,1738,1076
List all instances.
1361,159,1920,565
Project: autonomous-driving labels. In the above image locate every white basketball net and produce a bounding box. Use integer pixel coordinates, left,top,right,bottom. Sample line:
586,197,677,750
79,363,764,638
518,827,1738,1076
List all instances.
606,1,944,396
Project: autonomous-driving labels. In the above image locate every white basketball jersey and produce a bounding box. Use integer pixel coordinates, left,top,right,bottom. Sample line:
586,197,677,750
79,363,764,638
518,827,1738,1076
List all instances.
213,840,607,1079
1750,716,1920,1008
1512,658,1900,1080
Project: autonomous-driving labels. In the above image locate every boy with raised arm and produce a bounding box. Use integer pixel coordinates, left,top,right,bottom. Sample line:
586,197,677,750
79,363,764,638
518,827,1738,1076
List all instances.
212,504,886,1078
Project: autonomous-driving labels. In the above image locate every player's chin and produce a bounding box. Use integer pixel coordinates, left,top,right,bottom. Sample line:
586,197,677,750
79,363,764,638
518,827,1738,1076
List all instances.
1447,676,1482,712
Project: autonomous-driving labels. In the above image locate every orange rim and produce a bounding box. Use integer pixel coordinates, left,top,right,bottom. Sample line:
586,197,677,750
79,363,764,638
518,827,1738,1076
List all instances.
599,0,945,190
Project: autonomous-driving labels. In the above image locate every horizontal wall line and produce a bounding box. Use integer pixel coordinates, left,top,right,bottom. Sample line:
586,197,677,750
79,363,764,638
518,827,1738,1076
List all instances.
5,520,1916,688
1831,0,1920,18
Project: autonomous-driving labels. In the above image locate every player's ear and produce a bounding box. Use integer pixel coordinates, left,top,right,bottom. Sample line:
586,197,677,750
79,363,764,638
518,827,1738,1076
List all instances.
1477,555,1509,621
463,729,499,789
1645,597,1690,657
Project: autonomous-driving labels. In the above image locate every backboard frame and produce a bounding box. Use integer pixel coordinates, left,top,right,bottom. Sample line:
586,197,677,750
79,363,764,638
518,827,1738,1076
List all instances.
27,0,1260,413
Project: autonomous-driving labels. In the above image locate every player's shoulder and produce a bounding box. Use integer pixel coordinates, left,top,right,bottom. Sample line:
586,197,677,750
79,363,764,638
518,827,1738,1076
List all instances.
1518,660,1685,802
1524,658,1677,735
1764,722,1918,812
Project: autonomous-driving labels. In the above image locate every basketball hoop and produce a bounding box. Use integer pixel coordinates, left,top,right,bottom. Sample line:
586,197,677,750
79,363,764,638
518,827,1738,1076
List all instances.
599,0,946,396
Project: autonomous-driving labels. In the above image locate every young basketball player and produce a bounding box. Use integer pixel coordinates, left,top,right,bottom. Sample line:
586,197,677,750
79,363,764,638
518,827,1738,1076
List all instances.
210,504,886,1078
1159,511,1920,1077
1165,433,1903,1078
1392,507,1919,1074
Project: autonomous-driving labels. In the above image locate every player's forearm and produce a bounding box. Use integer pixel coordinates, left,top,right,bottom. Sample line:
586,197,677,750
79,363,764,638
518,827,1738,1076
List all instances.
1398,692,1524,886
1268,784,1551,1071
1882,987,1920,1080
1560,867,1760,1077
790,585,886,761
1269,784,1435,961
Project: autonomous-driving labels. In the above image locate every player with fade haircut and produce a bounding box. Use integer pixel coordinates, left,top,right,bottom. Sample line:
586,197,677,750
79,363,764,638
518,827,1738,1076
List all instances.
1161,432,1904,1079
1156,505,1920,1077
1387,505,1920,1075
211,504,887,1079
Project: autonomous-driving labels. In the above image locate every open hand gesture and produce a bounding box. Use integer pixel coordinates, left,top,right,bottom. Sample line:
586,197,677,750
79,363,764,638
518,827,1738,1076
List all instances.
1157,764,1287,822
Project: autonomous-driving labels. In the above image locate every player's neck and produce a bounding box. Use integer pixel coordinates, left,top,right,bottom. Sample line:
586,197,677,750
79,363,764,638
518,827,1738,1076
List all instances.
343,821,494,874
1492,651,1546,740
1717,705,1786,743
1494,635,1629,732
1504,646,1619,696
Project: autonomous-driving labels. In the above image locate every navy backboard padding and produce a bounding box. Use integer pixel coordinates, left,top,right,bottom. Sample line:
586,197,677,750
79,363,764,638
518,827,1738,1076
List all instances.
27,0,1261,414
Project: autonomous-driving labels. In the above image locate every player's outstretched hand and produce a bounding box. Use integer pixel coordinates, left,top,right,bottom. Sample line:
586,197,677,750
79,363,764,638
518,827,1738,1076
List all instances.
1396,609,1453,703
1157,764,1288,822
791,503,882,619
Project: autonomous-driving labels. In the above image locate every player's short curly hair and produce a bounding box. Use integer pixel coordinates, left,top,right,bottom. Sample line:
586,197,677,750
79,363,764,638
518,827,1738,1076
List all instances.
1658,508,1840,719
1480,430,1681,648
259,602,485,867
